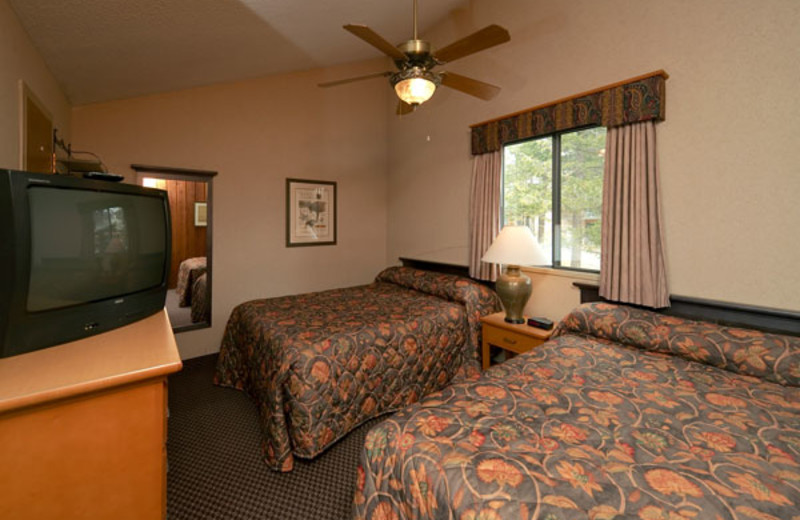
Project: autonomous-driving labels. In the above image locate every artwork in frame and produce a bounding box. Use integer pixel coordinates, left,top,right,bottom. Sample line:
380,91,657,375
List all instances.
286,178,337,247
194,202,207,227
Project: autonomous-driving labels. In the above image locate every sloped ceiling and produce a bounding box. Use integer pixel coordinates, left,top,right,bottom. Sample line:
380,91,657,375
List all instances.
8,0,468,105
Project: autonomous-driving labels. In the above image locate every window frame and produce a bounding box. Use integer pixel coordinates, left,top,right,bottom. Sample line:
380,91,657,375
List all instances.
501,124,605,274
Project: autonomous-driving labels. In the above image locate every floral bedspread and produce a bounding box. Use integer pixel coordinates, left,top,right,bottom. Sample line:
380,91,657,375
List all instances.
214,267,500,472
176,256,207,307
355,302,800,520
190,272,209,323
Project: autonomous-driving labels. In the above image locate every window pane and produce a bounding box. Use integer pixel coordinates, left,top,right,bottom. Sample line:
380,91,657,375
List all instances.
559,127,606,270
93,206,129,256
503,138,552,265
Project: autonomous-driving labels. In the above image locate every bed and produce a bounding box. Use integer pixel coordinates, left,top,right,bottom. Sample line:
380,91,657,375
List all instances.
354,302,800,519
176,256,207,307
190,272,210,323
213,266,501,471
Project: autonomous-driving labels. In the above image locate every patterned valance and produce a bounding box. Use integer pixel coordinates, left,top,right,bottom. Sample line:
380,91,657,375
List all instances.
470,70,667,155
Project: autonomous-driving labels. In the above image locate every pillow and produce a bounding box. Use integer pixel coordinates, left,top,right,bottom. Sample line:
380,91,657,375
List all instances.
555,302,800,387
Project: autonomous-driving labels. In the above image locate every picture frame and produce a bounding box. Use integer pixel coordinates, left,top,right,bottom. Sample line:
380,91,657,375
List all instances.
286,178,337,247
194,201,207,227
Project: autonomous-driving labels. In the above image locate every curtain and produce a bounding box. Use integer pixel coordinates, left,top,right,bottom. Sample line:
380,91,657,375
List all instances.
469,151,502,281
600,120,669,308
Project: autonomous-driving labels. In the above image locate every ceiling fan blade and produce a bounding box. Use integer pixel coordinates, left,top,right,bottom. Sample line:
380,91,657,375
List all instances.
396,100,416,115
440,72,501,100
344,24,407,61
318,71,392,88
433,24,510,64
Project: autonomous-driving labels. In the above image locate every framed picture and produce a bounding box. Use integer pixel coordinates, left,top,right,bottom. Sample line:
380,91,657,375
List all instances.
286,178,337,247
194,202,207,227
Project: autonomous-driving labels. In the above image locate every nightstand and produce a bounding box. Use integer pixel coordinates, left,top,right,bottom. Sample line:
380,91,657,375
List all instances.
480,312,554,370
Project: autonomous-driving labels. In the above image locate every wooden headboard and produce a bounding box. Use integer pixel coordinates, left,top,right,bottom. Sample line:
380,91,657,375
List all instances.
574,283,800,336
399,257,472,278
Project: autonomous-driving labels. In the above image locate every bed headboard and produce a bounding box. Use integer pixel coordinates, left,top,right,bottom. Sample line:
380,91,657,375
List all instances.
399,257,472,278
574,283,800,336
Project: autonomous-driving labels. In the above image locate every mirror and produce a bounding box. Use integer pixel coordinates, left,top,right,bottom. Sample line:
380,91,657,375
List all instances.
132,164,216,333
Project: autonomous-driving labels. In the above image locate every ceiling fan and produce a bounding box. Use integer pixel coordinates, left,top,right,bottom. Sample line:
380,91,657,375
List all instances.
319,0,510,115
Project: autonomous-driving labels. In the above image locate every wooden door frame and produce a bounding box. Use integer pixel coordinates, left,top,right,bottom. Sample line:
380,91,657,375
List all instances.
18,80,54,173
132,164,217,333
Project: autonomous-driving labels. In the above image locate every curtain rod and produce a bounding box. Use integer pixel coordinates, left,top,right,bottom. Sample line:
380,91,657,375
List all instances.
470,69,669,129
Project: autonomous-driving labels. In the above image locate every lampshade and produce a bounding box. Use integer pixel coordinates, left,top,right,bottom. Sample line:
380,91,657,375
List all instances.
482,226,546,267
391,68,440,105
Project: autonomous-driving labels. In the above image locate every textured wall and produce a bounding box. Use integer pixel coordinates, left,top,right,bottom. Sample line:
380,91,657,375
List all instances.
0,0,71,170
72,60,390,358
387,0,800,315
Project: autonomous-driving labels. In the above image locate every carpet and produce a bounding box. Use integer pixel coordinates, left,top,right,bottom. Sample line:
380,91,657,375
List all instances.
167,354,384,520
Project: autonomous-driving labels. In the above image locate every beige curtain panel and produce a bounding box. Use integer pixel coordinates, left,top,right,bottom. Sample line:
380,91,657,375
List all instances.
600,120,670,308
469,151,502,281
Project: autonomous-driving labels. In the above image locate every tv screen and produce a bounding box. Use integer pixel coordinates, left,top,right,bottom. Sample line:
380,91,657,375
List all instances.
27,186,167,312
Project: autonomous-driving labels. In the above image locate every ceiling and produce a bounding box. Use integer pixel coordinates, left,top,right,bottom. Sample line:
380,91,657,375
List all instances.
9,0,469,106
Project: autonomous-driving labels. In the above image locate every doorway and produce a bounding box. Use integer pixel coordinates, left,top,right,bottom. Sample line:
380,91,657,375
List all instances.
19,81,53,173
133,164,216,333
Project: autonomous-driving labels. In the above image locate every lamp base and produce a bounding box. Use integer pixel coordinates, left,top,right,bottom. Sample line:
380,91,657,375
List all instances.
495,265,531,324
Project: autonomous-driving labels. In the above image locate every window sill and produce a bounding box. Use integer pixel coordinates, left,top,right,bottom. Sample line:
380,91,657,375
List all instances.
522,266,600,282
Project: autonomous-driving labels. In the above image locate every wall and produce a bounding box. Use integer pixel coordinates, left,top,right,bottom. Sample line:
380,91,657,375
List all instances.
0,0,71,170
72,59,390,358
388,0,800,317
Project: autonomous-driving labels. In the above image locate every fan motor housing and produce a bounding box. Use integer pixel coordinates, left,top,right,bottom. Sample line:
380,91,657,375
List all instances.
397,39,437,70
399,39,430,55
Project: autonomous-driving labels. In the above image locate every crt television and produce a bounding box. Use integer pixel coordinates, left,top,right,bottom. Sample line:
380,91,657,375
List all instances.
0,169,171,358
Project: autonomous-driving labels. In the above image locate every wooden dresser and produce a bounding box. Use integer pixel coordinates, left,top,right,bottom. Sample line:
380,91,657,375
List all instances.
0,310,182,520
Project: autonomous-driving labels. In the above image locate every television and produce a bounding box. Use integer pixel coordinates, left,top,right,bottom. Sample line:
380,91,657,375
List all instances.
0,169,171,358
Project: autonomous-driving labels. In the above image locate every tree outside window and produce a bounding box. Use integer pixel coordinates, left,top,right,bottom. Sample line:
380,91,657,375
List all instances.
503,126,606,271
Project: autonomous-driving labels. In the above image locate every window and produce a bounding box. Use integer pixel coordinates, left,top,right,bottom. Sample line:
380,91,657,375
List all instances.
93,206,129,256
503,126,606,271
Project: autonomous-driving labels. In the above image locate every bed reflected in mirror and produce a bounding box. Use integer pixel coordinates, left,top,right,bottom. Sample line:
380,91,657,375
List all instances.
133,164,216,333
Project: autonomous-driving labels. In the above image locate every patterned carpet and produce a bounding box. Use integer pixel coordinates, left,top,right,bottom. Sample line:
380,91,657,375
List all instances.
167,354,385,520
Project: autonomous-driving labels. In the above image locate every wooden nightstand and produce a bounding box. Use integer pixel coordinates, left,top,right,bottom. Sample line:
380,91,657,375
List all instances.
480,312,554,370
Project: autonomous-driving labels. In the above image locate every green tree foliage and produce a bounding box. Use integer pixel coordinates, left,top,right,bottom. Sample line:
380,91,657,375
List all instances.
561,128,605,267
503,127,606,269
504,138,552,229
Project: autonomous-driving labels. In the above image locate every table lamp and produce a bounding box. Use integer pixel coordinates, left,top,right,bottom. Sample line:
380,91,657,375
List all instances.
481,226,546,323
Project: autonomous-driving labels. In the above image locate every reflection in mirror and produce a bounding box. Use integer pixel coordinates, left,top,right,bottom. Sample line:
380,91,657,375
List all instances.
132,164,216,333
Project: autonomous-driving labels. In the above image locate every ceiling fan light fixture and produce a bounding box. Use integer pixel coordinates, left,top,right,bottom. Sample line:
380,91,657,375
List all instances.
391,68,440,105
328,4,511,112
395,77,435,105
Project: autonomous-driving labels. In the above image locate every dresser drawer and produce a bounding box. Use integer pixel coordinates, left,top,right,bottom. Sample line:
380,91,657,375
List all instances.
483,325,544,354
